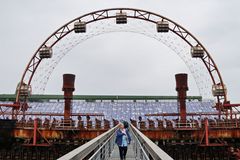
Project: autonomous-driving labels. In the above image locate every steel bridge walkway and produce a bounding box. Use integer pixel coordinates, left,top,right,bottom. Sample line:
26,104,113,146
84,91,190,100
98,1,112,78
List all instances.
58,124,173,160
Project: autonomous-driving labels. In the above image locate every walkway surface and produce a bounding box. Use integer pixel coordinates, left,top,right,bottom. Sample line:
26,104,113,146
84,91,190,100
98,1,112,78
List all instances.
110,142,135,160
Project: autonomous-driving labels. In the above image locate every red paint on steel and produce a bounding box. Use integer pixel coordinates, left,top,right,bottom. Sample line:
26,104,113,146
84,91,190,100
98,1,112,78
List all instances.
33,119,37,145
224,103,240,107
0,103,20,108
62,74,75,120
205,118,209,146
175,73,188,123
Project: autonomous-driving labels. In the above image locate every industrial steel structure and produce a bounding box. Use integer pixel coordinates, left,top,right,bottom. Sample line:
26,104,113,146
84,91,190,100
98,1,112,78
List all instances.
0,8,240,159
15,8,228,109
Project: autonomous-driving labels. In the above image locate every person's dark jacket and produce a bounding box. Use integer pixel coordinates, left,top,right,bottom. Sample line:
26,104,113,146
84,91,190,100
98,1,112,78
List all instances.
115,128,131,146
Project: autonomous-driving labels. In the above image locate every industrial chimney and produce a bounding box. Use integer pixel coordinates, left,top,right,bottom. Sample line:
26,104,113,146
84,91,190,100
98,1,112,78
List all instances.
62,74,75,121
175,73,188,124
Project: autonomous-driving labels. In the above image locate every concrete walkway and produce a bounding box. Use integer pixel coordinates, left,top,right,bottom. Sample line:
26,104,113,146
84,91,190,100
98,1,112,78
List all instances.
110,142,135,160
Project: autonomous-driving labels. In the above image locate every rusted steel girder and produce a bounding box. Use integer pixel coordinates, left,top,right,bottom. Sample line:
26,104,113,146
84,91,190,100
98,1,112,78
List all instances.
0,103,20,108
14,128,108,140
141,128,240,140
224,104,240,107
13,125,240,141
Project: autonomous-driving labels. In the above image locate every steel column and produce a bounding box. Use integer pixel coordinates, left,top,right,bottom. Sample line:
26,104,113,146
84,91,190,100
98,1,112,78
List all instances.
33,119,37,145
62,74,75,120
175,73,188,124
205,118,209,146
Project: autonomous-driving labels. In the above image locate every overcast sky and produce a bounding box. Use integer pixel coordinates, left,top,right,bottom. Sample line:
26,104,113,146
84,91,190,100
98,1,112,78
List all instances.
0,0,240,103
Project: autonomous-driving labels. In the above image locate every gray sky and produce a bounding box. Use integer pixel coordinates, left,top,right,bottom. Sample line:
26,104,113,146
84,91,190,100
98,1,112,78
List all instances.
0,0,240,103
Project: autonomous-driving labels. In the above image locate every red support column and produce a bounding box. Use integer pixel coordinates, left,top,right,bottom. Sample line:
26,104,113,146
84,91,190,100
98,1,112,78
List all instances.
62,74,75,120
205,118,209,146
175,74,188,124
33,119,37,145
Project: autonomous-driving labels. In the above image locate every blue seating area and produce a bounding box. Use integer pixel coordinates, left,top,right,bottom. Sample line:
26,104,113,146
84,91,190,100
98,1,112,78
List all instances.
27,100,215,120
0,100,220,129
0,100,216,121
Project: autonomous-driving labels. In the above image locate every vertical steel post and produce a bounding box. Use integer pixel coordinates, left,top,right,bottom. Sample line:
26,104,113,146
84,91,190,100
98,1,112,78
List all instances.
62,74,75,120
175,74,188,124
205,118,209,146
33,119,37,145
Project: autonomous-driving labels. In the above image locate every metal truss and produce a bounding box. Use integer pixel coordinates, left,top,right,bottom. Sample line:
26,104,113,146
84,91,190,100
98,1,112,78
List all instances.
16,8,226,111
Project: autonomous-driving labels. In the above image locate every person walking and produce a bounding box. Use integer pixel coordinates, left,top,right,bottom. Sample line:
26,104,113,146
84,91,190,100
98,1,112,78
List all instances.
115,122,131,160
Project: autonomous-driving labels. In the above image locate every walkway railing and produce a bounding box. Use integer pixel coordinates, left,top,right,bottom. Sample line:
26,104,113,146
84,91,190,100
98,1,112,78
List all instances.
131,124,173,160
57,125,119,160
58,123,173,160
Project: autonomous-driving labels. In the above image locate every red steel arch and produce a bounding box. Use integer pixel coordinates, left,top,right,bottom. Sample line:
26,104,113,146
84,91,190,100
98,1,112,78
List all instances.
16,8,227,109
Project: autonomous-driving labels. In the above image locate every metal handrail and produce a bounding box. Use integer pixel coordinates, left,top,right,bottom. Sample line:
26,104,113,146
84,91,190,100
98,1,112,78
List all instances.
88,128,116,159
57,124,119,160
131,126,150,160
130,124,173,160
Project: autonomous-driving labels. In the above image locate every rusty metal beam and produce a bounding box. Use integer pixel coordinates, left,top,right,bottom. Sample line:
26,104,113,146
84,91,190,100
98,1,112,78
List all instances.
14,128,108,140
224,103,240,107
14,126,240,141
0,103,20,108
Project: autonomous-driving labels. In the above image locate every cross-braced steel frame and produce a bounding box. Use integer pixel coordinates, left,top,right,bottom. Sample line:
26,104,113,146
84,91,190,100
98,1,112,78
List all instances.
15,8,227,115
